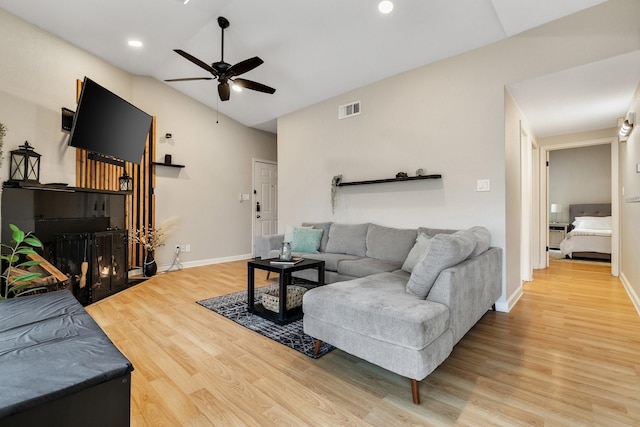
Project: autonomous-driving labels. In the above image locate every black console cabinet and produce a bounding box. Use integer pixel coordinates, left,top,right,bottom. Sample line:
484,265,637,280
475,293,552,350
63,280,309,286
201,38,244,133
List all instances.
1,185,128,304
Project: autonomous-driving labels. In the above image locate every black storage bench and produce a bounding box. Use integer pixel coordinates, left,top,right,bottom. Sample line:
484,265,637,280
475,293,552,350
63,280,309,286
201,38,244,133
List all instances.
0,290,133,427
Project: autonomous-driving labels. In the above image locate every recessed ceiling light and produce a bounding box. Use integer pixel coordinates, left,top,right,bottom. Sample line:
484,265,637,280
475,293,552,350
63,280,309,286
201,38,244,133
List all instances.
128,40,143,48
183,0,190,4
378,1,394,14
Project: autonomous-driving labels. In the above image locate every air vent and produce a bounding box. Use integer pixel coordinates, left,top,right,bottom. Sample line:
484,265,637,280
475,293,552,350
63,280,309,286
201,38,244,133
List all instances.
338,101,361,119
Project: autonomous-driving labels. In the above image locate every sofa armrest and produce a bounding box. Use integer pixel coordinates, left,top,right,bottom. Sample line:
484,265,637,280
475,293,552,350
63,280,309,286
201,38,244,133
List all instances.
257,234,284,259
426,247,502,344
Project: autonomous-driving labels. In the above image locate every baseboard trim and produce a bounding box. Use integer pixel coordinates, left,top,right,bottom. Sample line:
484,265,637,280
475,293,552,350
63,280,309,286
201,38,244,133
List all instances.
159,253,254,271
619,271,640,317
495,285,523,313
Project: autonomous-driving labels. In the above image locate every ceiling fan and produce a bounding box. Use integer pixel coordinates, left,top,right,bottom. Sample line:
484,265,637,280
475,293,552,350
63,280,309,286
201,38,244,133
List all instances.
165,16,276,101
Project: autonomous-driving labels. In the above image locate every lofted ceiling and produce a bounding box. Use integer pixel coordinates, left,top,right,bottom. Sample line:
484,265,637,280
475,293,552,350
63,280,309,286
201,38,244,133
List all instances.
2,0,637,137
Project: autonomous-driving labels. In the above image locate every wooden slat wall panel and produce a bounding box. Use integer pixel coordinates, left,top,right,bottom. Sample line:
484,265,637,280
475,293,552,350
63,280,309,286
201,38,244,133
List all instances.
74,80,155,271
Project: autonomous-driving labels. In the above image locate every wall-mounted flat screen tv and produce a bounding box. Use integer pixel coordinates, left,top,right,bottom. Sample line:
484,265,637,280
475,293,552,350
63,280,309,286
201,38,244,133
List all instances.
68,77,152,164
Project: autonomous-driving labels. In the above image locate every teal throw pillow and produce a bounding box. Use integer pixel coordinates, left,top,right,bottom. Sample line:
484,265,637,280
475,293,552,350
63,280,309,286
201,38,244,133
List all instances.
291,227,323,253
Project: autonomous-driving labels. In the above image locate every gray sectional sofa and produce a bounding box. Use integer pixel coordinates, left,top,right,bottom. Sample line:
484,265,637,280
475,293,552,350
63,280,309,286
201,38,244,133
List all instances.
259,222,502,404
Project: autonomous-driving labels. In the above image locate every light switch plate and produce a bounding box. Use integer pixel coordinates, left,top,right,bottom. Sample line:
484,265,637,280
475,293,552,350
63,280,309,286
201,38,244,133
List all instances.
477,179,490,192
636,163,640,173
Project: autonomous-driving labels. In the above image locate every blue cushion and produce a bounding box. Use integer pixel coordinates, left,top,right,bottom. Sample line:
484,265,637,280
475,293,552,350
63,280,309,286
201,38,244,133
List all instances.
291,227,323,253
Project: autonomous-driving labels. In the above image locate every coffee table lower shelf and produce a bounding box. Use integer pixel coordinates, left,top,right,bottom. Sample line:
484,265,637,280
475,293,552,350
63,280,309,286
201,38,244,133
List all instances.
249,302,305,324
247,258,325,325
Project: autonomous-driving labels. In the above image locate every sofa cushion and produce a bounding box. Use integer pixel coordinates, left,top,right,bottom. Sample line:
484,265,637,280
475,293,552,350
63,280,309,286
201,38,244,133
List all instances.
418,227,458,237
291,252,361,272
291,227,323,253
302,222,333,252
402,232,433,273
303,272,450,350
468,226,491,257
365,224,417,263
406,230,476,299
325,223,369,257
337,258,402,277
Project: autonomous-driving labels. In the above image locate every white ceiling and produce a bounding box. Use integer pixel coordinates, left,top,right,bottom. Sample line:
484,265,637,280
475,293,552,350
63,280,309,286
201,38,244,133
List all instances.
2,0,637,137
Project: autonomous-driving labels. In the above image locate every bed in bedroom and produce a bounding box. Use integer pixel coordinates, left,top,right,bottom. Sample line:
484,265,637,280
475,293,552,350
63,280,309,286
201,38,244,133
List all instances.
0,290,133,427
559,203,612,261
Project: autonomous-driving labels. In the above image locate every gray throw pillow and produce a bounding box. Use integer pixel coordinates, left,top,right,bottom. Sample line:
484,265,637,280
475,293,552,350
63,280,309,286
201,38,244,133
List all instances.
468,226,491,257
325,223,369,256
406,230,476,299
401,232,432,273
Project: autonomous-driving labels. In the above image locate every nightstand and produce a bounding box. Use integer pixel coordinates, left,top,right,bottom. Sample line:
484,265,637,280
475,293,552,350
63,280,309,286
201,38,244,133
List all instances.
549,223,569,249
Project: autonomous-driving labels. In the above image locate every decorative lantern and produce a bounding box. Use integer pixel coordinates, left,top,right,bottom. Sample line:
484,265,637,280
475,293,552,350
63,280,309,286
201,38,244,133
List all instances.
9,141,41,183
119,171,133,191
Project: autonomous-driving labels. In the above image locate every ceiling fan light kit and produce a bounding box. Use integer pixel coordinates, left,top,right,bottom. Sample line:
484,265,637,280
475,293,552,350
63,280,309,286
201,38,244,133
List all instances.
165,16,276,102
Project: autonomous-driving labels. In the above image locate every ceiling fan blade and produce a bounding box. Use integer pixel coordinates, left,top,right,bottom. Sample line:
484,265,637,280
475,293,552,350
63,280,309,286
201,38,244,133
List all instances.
218,82,230,101
164,77,214,82
174,49,218,75
234,78,276,94
227,56,264,77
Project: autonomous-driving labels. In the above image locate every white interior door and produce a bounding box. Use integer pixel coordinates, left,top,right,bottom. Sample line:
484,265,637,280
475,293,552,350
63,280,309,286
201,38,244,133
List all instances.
253,160,278,257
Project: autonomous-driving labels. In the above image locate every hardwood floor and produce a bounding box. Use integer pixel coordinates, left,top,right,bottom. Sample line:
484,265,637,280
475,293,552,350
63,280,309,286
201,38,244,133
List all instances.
86,260,640,426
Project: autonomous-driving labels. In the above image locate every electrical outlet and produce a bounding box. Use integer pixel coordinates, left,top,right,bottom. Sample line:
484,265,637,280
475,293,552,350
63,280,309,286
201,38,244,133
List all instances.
185,244,191,253
476,179,490,192
175,245,180,251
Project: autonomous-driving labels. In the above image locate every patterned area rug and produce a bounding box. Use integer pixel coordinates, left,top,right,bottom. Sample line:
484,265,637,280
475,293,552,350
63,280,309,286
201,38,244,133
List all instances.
196,284,335,359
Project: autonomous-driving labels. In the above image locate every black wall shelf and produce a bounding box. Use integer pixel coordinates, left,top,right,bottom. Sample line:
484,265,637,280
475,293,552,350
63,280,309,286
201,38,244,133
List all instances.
337,174,442,187
152,162,185,168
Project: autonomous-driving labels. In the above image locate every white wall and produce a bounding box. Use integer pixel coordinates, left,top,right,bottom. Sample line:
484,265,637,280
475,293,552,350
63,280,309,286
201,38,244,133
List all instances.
0,9,277,268
278,0,640,310
619,81,640,312
549,144,612,223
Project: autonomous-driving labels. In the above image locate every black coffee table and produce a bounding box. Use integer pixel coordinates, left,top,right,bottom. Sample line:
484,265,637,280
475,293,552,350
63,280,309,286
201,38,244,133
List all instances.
247,258,325,324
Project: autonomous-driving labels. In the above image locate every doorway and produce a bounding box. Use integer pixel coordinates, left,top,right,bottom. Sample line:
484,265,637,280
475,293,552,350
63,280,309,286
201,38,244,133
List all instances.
539,138,619,276
252,159,278,257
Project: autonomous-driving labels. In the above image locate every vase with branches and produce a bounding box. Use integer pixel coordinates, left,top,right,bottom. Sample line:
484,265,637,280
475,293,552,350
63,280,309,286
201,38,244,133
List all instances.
129,216,178,276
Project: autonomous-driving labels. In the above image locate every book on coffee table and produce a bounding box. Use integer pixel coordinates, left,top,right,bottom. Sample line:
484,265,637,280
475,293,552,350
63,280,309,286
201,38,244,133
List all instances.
270,257,303,266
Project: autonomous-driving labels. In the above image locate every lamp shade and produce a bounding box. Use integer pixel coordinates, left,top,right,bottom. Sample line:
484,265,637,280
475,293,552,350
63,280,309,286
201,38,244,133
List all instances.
550,204,561,213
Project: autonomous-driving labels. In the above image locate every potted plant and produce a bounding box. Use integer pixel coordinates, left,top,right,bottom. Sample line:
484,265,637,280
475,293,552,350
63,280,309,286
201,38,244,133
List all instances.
1,224,43,299
331,174,342,214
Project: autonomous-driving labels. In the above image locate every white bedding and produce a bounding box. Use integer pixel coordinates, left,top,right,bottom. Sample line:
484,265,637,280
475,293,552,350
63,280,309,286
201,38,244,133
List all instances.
559,227,612,257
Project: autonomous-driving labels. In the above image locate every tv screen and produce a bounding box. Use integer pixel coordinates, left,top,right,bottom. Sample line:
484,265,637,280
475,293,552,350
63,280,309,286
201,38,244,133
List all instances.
68,77,152,164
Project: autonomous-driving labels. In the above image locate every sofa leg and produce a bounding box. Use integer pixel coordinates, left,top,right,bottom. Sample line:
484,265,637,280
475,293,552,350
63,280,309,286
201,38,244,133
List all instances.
266,272,271,280
491,303,496,311
313,339,322,357
410,379,420,404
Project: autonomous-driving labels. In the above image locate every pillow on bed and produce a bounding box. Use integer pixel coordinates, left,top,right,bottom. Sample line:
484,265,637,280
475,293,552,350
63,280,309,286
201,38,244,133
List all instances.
573,216,612,230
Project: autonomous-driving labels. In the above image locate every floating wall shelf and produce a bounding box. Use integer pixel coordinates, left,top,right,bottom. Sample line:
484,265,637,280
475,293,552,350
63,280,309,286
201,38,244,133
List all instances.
152,162,185,168
337,174,442,187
